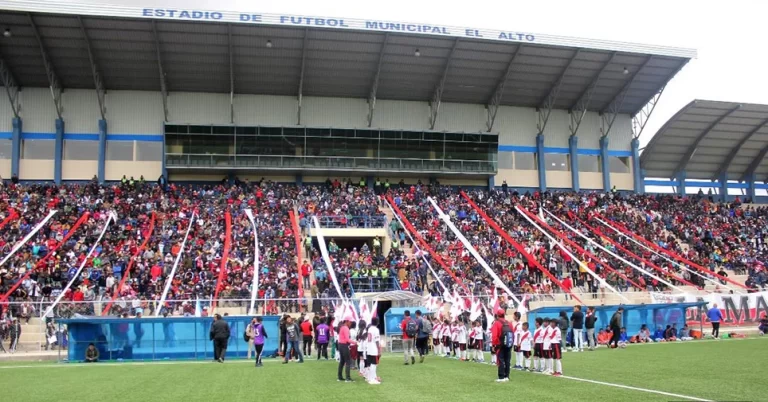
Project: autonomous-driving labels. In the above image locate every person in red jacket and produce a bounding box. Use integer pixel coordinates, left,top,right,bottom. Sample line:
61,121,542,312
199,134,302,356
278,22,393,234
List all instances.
300,317,313,357
490,309,512,382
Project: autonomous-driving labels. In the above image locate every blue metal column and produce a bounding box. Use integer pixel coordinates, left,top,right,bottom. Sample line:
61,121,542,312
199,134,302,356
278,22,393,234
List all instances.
675,171,686,196
631,138,643,194
487,176,495,191
536,133,546,192
718,172,728,202
296,174,303,186
599,136,610,192
745,174,756,201
54,119,64,185
367,175,374,189
10,117,21,178
98,119,107,184
569,136,579,192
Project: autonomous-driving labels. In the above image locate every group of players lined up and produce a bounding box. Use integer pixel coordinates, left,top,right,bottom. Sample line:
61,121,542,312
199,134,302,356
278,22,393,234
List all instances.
426,310,565,381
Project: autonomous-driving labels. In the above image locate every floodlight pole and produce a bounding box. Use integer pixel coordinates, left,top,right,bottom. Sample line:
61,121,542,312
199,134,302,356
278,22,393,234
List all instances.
228,24,234,124
297,28,308,126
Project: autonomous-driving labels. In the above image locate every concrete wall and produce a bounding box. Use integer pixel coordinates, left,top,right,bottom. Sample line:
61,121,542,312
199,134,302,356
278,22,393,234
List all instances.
6,88,635,190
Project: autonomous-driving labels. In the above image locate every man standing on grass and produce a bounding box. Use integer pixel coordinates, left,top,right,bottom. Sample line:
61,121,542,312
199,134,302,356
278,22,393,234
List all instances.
210,314,230,362
401,310,417,365
609,308,623,349
585,306,598,351
491,309,513,382
283,316,304,364
415,310,430,363
570,305,584,352
707,303,723,339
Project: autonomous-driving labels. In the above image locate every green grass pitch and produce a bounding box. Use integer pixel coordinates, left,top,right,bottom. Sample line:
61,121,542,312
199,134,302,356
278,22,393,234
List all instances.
1,337,764,402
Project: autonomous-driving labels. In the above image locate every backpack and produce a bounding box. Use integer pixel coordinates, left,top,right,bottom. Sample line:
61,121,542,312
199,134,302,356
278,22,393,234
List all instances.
405,318,419,337
500,320,514,348
420,318,432,336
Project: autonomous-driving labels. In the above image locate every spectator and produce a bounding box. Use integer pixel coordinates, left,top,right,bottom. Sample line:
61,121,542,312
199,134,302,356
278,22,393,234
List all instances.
570,305,584,352
210,313,230,363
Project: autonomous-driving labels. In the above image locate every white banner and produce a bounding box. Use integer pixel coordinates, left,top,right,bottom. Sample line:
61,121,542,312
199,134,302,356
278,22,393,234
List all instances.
245,209,260,316
312,216,345,301
0,210,57,267
651,290,768,327
155,212,196,316
44,212,114,317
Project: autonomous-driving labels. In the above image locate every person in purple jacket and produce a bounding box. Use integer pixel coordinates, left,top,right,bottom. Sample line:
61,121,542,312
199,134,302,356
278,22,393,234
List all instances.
252,317,268,367
316,318,330,360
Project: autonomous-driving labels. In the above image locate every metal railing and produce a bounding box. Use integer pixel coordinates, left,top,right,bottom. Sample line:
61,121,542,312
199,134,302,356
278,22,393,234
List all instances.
165,153,497,174
313,214,386,228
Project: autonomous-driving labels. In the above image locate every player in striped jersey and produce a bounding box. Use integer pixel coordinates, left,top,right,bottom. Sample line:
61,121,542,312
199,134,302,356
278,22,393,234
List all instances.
512,312,523,369
542,317,554,375
548,318,563,376
519,322,533,371
432,318,443,356
532,317,545,373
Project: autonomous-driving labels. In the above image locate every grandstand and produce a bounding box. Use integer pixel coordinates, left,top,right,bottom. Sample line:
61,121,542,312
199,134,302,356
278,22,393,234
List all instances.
0,0,766,374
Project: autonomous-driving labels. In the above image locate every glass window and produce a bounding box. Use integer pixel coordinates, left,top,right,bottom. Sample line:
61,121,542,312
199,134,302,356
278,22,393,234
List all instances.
498,152,513,169
0,139,10,159
164,125,187,134
107,141,134,161
22,140,54,159
212,126,235,135
514,152,536,170
260,127,283,136
380,130,401,140
236,126,256,135
545,154,569,171
189,125,211,134
578,155,600,172
609,156,631,173
136,141,163,161
188,135,234,155
283,127,305,137
63,140,99,160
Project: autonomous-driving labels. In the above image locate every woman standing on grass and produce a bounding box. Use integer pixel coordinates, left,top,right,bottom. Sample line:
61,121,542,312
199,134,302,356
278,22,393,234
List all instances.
337,317,353,382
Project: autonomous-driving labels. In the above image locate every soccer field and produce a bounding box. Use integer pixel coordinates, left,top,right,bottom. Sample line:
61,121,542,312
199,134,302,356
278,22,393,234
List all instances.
2,338,764,402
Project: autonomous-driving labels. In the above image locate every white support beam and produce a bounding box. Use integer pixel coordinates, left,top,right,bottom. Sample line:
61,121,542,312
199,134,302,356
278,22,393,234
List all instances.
568,52,616,136
537,49,579,134
151,21,168,122
0,55,20,118
297,28,309,126
429,38,459,130
486,44,523,132
715,117,768,180
77,16,106,120
672,104,742,179
28,13,62,118
228,24,234,124
600,55,653,138
367,33,389,127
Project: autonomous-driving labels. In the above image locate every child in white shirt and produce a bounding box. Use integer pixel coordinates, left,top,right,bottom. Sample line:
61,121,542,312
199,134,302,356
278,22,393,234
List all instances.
365,317,381,385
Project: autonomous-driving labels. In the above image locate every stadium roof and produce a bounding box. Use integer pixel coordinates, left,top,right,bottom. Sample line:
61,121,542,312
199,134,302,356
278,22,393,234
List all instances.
640,100,768,181
0,2,696,118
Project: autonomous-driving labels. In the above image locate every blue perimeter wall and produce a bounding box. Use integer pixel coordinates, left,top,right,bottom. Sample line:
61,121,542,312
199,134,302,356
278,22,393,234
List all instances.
60,316,279,362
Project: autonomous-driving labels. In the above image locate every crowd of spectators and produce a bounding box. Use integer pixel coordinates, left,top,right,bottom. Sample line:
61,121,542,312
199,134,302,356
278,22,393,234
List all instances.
1,178,765,325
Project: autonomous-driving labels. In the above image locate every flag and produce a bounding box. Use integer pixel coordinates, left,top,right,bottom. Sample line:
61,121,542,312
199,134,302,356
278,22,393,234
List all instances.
371,300,378,318
482,304,495,328
517,294,529,316
194,298,201,317
469,298,482,322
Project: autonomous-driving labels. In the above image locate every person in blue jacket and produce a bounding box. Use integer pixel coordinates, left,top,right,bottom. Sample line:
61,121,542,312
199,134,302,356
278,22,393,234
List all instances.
653,326,666,342
707,303,723,339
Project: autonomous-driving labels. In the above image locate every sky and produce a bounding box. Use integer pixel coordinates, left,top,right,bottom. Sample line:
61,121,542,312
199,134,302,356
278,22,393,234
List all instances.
82,0,768,148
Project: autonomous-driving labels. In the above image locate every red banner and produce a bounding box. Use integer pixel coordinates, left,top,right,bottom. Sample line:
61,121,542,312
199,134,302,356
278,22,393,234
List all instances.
211,211,232,313
0,208,19,231
101,212,157,315
0,212,91,302
288,210,304,297
459,191,582,303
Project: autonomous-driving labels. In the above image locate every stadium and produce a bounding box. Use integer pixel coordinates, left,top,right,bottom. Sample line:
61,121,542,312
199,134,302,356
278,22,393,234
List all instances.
0,1,766,402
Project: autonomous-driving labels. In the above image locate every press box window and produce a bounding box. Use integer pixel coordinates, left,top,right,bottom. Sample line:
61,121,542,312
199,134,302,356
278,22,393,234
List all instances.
22,140,54,160
0,139,10,159
498,152,513,169
63,140,99,160
513,152,536,170
578,155,600,172
107,141,134,161
545,154,569,171
609,156,631,173
136,141,163,161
